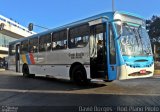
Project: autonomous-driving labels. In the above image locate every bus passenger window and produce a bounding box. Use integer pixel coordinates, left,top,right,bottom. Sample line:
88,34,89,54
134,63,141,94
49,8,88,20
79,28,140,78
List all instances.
39,34,51,52
109,24,116,64
9,44,15,56
21,40,29,54
69,24,89,48
52,30,67,50
29,37,38,53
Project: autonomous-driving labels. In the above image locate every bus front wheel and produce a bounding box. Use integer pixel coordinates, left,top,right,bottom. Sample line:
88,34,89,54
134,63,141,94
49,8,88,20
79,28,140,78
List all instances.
71,65,88,86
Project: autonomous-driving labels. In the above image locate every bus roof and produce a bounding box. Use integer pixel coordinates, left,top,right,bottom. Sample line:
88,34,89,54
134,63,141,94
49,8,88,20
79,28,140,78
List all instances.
9,11,144,45
115,11,144,20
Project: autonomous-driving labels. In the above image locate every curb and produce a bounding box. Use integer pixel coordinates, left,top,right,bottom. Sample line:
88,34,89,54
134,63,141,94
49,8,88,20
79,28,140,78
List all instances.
0,69,5,72
153,70,160,78
154,70,160,75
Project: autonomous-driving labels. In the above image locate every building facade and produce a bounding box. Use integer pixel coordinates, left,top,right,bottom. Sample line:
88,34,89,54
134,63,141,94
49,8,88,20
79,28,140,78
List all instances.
0,14,35,59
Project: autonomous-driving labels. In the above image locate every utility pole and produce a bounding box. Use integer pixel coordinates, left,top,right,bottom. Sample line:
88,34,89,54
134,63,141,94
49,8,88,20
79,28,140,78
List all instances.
112,0,115,11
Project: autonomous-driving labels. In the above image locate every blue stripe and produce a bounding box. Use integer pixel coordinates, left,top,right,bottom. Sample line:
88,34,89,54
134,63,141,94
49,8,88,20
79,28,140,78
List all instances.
26,54,31,64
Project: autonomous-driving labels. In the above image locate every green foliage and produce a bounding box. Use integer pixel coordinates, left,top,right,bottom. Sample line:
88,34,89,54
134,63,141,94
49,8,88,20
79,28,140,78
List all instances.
146,15,160,39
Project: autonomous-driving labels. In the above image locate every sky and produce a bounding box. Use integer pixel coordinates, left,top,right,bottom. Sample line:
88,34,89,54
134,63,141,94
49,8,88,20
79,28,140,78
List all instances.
0,0,160,32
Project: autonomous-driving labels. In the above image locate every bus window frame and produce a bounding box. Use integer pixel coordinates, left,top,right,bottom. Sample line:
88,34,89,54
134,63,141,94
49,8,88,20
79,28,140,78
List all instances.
52,29,67,50
39,33,52,52
29,37,39,53
68,23,89,49
20,39,29,54
9,43,16,56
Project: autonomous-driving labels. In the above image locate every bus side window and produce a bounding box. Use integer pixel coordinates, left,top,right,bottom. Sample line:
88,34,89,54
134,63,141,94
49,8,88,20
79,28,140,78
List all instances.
39,34,51,52
109,24,116,64
20,40,29,54
9,44,15,56
52,30,67,50
69,24,89,48
29,37,38,53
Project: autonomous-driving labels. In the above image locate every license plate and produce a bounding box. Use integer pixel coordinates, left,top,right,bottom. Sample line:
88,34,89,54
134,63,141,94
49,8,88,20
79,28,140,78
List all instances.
140,70,146,74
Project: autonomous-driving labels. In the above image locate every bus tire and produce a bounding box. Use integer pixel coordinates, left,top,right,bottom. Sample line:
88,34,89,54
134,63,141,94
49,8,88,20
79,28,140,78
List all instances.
71,65,88,86
22,64,35,78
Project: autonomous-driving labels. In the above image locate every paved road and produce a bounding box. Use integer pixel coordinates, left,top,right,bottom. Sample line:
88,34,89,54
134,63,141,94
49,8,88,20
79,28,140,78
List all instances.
0,70,160,112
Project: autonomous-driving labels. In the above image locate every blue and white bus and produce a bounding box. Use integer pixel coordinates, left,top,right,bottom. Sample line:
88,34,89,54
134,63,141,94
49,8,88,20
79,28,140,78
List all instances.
8,11,154,84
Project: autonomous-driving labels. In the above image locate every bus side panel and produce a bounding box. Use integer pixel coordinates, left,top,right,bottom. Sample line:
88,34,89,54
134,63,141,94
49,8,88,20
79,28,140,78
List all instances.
45,48,90,65
45,50,72,65
28,64,70,79
45,46,90,78
26,45,90,80
28,64,91,80
8,56,16,71
116,65,127,80
9,65,16,71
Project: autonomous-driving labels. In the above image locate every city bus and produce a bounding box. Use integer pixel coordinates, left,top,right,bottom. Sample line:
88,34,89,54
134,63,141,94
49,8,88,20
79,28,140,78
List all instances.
8,11,154,84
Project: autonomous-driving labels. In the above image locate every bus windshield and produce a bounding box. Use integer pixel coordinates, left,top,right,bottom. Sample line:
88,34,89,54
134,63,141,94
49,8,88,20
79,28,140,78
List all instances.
115,22,152,56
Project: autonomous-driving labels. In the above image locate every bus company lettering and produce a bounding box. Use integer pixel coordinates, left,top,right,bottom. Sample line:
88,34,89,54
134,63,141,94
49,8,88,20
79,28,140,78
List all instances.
68,52,84,59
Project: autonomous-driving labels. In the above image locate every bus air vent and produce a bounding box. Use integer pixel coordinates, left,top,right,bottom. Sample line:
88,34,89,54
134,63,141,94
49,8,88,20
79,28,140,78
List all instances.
134,59,148,62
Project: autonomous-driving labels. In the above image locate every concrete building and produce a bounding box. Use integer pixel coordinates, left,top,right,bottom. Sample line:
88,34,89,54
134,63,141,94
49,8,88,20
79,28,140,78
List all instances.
0,15,36,58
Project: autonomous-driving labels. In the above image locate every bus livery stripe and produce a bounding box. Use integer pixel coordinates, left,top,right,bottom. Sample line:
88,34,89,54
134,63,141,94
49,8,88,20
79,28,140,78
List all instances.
29,53,35,64
22,54,27,64
26,54,31,64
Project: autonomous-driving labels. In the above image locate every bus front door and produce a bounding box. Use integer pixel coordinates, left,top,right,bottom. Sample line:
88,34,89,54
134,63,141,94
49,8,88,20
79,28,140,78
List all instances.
90,23,107,79
15,44,20,72
107,23,117,80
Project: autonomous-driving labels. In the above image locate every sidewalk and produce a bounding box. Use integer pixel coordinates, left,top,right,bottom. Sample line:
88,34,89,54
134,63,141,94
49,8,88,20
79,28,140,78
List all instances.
154,69,160,77
0,68,5,72
154,62,160,77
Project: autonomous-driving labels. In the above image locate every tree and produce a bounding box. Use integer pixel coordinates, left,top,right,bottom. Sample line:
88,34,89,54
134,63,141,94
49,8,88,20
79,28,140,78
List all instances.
147,15,160,61
147,15,160,39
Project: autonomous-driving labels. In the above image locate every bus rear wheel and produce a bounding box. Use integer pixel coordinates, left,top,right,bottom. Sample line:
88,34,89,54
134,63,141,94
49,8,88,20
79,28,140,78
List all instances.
22,64,35,78
71,65,88,86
